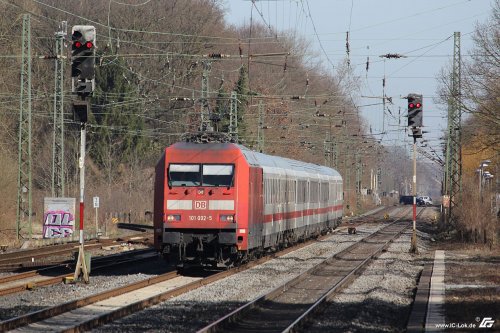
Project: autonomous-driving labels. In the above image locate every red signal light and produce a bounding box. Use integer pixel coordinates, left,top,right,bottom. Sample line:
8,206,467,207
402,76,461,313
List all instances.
74,41,82,48
416,103,421,108
85,41,93,49
409,103,414,108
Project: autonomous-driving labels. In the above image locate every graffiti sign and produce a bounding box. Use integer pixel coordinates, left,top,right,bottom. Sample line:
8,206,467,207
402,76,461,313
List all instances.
43,198,76,238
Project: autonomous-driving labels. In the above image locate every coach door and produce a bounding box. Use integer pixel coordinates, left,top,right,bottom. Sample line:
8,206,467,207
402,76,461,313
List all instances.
247,167,263,249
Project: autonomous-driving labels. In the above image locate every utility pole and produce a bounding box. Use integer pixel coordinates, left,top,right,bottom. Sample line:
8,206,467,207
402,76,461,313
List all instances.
356,151,362,213
229,91,238,142
377,167,382,196
200,60,212,132
444,32,462,225
342,120,350,210
16,14,33,240
324,136,335,168
324,118,334,167
334,141,339,169
257,100,264,152
323,140,328,166
329,117,335,168
371,168,374,193
377,53,405,132
52,21,67,197
323,139,334,168
346,154,351,210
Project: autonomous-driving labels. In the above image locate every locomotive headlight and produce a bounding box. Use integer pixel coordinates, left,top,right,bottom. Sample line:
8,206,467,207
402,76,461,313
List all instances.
166,214,181,221
220,214,235,222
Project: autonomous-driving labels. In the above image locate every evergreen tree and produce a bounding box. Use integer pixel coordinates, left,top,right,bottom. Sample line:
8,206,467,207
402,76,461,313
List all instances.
235,65,249,105
214,84,229,132
90,55,147,181
234,65,249,142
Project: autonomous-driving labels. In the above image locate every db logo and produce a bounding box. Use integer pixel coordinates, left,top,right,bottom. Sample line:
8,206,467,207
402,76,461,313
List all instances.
194,201,207,210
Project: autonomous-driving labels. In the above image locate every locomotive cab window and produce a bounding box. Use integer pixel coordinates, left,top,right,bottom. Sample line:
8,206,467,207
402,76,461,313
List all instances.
202,164,234,187
168,164,201,187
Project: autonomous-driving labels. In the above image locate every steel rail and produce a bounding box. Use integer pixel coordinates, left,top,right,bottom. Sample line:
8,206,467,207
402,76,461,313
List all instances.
0,243,307,332
284,208,426,333
0,233,152,268
0,249,156,297
197,207,422,333
0,242,99,266
1,208,393,332
0,270,179,332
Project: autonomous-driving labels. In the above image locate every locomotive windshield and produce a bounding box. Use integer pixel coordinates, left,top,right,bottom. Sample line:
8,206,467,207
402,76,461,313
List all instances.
168,164,234,187
202,164,234,187
168,164,201,186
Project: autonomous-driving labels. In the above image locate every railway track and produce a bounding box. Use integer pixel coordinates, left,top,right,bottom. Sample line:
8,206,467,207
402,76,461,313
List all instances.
0,244,313,332
198,207,425,333
0,241,101,271
0,233,152,272
0,248,156,297
0,206,405,332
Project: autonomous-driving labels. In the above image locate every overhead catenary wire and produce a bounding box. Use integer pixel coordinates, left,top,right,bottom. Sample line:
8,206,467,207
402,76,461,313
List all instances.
0,0,487,166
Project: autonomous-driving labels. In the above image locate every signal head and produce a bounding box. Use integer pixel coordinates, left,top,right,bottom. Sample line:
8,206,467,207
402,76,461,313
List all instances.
407,93,423,128
71,25,96,96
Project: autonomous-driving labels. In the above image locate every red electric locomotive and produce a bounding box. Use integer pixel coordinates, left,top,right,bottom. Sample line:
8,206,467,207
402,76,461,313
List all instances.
154,142,343,267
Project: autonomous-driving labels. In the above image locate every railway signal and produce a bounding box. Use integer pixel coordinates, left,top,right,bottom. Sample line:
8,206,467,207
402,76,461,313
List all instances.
406,92,424,254
71,25,95,283
71,25,95,96
407,93,423,128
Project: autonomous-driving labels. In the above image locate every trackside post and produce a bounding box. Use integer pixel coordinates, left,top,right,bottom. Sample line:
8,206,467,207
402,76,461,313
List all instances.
71,24,95,283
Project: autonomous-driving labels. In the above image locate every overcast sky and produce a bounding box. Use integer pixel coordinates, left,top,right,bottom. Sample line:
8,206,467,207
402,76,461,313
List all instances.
224,0,493,156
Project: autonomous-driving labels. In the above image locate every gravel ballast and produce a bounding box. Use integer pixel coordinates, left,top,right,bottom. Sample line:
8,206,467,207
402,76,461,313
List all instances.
0,257,170,321
0,207,433,332
95,215,429,333
307,230,427,332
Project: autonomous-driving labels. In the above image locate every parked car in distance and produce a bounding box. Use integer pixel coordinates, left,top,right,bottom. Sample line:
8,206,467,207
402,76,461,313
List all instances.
399,195,413,205
417,196,433,206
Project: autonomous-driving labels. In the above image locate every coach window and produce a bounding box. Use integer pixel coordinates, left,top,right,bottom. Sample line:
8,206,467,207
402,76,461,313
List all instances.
311,181,319,203
298,180,306,203
321,183,328,203
168,164,201,187
273,179,278,203
202,164,234,187
305,181,310,203
264,179,271,204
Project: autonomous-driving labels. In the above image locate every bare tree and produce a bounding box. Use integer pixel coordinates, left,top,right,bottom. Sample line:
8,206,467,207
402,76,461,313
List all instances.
438,1,499,153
